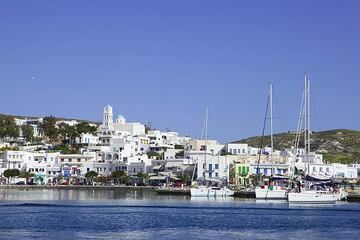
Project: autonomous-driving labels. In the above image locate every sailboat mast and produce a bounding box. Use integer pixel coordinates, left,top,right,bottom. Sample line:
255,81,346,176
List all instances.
304,76,307,155
307,79,311,159
307,78,311,175
204,108,208,179
303,76,308,174
270,83,274,175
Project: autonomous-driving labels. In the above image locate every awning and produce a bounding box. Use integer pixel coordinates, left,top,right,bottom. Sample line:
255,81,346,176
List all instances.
149,176,167,180
153,165,162,170
306,175,331,182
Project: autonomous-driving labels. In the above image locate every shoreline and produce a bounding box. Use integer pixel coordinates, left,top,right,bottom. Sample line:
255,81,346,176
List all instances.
1,186,359,202
0,185,155,191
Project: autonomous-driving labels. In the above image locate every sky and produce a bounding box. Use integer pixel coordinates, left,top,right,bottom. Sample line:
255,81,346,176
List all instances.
1,1,360,143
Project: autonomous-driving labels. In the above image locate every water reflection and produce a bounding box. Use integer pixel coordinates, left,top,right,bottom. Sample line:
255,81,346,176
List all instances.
0,188,192,202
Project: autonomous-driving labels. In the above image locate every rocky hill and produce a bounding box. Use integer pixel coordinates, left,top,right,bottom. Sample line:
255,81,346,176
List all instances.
234,129,360,164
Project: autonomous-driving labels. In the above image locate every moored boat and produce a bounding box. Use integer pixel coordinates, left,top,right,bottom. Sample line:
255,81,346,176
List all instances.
255,185,288,200
191,185,234,197
288,190,340,204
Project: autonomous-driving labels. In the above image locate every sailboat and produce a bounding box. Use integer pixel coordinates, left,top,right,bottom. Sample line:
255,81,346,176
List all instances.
190,109,234,197
255,84,288,200
288,76,341,204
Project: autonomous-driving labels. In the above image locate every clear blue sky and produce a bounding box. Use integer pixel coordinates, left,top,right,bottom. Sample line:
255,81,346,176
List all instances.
1,1,359,143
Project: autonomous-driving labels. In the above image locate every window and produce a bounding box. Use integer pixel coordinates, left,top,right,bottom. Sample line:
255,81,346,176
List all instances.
215,173,218,177
238,149,241,153
69,159,72,162
61,159,64,162
209,164,212,171
242,149,245,154
326,167,330,173
77,159,81,162
215,164,219,169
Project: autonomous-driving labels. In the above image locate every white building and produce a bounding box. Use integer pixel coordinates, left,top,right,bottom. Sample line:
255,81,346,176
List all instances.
15,118,43,138
186,139,225,156
75,133,99,145
226,143,249,155
308,163,358,179
188,154,230,181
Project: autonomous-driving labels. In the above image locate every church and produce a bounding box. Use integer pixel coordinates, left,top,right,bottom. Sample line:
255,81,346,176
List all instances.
98,105,146,145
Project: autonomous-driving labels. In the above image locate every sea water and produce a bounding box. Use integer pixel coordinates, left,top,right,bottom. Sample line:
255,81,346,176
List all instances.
0,189,359,240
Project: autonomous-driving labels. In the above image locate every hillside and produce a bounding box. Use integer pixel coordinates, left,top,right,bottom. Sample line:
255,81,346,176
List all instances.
0,113,100,125
234,129,360,164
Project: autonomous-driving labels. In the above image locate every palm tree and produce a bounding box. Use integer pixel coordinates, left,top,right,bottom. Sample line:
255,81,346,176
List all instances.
137,172,149,185
111,170,126,185
19,170,35,184
178,174,191,185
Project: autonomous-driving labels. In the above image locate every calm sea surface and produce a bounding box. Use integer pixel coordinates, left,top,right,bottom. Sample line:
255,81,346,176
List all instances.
0,188,359,240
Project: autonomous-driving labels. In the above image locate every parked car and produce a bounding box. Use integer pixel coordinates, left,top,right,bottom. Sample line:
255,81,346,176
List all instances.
15,181,25,185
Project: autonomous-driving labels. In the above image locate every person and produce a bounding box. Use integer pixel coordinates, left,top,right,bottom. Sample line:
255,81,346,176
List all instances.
297,181,301,193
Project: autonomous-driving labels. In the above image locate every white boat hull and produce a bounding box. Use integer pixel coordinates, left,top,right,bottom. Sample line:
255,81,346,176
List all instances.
191,186,234,197
255,187,288,200
288,191,341,204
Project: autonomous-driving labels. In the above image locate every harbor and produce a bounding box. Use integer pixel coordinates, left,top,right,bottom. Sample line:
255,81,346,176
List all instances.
2,1,360,239
1,188,360,240
3,185,360,202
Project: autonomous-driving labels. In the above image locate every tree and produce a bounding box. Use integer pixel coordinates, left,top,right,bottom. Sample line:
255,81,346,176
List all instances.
67,125,79,144
56,174,63,184
137,172,149,185
11,169,20,177
21,125,34,142
0,116,19,140
41,116,58,141
177,174,191,184
3,169,12,183
3,169,21,184
19,170,35,184
57,122,70,144
76,122,97,135
85,171,98,184
111,170,126,184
